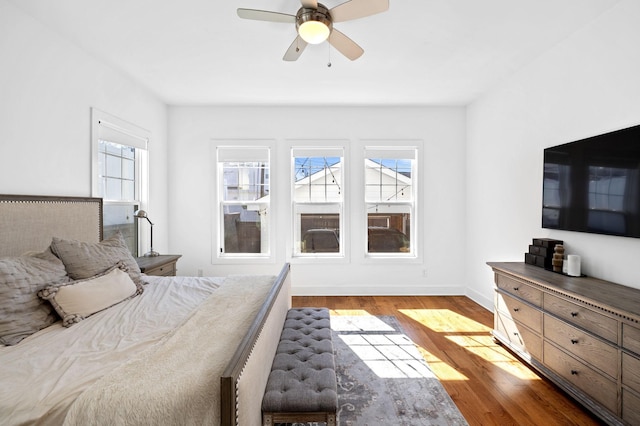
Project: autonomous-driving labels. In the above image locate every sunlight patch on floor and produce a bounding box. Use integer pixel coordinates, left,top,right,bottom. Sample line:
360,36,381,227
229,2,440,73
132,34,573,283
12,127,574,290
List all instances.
332,314,437,379
400,308,490,333
399,308,542,382
415,346,470,381
329,309,371,317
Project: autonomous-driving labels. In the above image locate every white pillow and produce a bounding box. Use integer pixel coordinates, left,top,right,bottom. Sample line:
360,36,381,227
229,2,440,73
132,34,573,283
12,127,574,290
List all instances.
39,264,139,327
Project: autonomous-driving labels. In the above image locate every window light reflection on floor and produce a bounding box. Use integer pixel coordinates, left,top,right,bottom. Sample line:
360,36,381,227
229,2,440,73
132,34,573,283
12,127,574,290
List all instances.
332,315,437,379
399,309,541,382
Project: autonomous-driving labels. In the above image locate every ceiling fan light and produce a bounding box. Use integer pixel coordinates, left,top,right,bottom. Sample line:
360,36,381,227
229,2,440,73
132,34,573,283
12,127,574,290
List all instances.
298,21,330,44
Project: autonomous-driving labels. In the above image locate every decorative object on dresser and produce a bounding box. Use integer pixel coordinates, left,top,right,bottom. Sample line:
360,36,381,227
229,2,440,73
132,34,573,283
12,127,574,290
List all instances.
524,238,563,270
552,244,564,272
134,209,159,257
566,254,581,277
136,254,181,276
488,261,640,426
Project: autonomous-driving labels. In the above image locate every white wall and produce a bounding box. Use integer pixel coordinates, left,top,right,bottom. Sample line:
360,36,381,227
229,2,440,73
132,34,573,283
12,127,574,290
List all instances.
7,0,638,304
0,0,169,252
466,0,640,309
168,106,467,295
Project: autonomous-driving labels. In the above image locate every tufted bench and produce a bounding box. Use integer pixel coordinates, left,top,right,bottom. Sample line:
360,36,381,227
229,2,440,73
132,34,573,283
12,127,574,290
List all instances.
262,308,337,426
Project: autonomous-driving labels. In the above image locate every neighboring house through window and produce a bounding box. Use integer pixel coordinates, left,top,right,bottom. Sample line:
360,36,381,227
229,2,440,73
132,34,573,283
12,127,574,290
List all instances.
216,144,271,259
364,147,416,256
212,140,421,265
292,147,344,257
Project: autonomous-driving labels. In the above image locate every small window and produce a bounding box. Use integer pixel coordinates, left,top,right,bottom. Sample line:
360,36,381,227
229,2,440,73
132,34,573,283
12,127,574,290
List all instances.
217,146,270,257
364,148,416,256
91,108,149,257
292,148,344,256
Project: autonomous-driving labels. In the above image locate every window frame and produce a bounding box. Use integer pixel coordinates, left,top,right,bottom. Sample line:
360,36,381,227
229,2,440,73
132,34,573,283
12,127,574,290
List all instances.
285,139,352,264
212,141,275,264
91,108,149,256
363,144,420,261
290,144,347,262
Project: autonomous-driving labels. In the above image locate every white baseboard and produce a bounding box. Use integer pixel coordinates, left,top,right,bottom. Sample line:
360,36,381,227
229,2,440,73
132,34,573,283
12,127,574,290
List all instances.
465,287,493,311
292,285,468,296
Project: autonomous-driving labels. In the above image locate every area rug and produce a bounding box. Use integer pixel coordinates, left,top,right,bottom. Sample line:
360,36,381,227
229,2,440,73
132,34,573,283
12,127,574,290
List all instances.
277,315,468,426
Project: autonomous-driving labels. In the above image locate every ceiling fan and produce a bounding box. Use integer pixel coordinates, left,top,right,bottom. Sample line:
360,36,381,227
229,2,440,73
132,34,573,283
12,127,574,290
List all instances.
237,0,389,61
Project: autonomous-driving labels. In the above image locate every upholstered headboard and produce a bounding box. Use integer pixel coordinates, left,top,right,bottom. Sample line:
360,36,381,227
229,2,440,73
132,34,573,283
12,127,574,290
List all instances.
0,195,103,257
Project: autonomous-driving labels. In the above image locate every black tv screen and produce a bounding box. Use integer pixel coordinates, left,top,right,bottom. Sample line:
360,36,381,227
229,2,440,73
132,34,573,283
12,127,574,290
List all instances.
542,124,640,238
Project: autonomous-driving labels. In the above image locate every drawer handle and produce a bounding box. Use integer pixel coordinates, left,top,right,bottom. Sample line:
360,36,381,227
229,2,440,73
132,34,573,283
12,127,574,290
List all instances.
513,287,519,291
571,312,579,317
513,332,519,336
570,369,578,375
571,339,578,345
513,308,520,312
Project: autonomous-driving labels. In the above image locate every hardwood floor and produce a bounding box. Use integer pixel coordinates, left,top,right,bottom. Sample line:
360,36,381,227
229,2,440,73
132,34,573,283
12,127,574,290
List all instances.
292,295,606,426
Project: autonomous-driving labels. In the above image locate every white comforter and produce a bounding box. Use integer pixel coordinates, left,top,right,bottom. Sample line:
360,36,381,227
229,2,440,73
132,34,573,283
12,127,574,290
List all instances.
63,274,276,426
0,275,224,425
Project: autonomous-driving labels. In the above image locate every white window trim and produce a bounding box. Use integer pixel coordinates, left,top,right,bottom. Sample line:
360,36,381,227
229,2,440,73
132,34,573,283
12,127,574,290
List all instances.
286,140,350,265
91,108,150,201
361,141,423,264
211,139,276,265
90,108,150,254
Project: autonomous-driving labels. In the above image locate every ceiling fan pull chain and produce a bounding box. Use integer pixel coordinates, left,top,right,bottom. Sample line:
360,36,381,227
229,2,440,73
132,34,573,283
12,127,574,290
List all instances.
327,42,332,68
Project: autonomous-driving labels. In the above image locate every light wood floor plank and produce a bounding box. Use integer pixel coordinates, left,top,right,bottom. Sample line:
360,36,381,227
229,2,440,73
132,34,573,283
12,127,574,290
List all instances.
292,295,604,426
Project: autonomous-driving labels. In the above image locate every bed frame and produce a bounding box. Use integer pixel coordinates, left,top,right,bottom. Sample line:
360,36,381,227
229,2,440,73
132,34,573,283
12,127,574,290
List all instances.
0,194,291,426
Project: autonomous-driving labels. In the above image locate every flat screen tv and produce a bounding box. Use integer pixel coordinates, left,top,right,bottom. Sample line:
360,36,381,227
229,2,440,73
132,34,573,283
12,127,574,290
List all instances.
542,124,640,238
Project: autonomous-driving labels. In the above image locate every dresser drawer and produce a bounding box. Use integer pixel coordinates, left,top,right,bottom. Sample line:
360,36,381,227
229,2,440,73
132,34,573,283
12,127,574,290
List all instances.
544,314,617,378
496,292,542,333
623,323,640,356
622,388,640,426
543,341,617,412
544,293,617,343
622,352,640,391
495,274,542,307
495,311,542,360
145,262,177,276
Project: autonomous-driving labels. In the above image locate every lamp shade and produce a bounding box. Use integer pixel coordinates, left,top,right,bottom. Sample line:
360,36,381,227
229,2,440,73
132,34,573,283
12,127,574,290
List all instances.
296,4,332,45
298,21,330,44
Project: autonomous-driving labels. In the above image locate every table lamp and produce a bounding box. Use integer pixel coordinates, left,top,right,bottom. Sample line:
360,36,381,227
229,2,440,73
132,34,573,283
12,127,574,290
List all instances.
134,209,159,257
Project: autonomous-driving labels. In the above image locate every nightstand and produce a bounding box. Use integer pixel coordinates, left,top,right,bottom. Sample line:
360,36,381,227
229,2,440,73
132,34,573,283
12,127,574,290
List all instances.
136,254,182,277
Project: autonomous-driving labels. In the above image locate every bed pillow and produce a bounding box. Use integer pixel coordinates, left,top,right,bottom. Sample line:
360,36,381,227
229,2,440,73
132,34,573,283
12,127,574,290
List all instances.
38,263,141,327
50,231,143,289
0,249,70,345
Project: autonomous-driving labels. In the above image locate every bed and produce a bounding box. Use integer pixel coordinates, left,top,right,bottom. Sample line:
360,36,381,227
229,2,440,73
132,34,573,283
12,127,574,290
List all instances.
0,194,291,426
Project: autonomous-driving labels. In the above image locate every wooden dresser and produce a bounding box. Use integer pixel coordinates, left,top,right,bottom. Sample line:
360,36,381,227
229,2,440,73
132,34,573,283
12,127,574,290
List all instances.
488,262,640,426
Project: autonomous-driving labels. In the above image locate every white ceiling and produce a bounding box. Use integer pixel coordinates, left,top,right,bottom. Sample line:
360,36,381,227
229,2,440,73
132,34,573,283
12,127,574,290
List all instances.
10,0,620,106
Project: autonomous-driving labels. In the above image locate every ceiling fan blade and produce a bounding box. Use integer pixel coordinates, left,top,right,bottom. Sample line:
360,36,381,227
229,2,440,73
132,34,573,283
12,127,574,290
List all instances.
283,36,308,61
237,8,295,23
328,29,364,60
330,0,389,23
300,0,318,9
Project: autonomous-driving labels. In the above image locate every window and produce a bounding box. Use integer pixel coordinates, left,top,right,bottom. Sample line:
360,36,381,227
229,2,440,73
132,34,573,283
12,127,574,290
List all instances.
364,147,416,256
217,146,270,257
292,148,344,256
91,108,149,256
